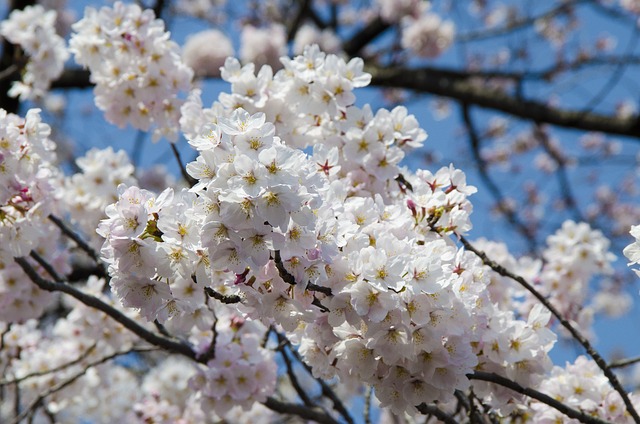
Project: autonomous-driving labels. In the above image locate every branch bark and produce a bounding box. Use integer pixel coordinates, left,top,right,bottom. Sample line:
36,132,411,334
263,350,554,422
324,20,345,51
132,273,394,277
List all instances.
468,372,614,424
368,65,640,139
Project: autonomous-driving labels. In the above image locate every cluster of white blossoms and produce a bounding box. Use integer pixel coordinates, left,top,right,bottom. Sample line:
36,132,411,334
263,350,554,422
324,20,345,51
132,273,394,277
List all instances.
183,29,235,78
69,1,193,141
63,147,137,249
165,46,556,414
528,356,640,423
239,24,287,70
0,5,69,100
189,310,277,416
401,12,456,59
537,221,617,330
1,0,640,420
0,109,69,321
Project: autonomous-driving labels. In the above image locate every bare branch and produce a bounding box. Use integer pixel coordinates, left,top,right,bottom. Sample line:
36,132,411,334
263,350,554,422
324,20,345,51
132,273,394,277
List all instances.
263,397,340,424
610,355,640,369
170,143,197,186
343,16,390,56
14,256,197,361
48,215,107,278
468,372,614,424
278,342,316,408
416,403,460,424
457,0,585,42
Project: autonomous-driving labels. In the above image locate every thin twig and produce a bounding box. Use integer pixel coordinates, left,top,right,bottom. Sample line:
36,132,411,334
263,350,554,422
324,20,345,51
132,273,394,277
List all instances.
48,215,108,278
416,403,460,424
533,124,585,222
198,311,219,364
364,385,372,424
457,0,586,42
461,103,538,253
279,343,315,408
263,397,340,424
170,143,197,186
610,355,640,369
0,343,97,386
29,251,64,282
10,347,157,424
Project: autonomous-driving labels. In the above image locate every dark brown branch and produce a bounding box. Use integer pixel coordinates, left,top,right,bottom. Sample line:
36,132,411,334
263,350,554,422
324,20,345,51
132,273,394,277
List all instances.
343,16,390,56
416,403,460,424
14,256,197,360
0,343,97,386
29,251,64,282
286,0,312,42
610,355,640,369
0,0,35,114
203,286,242,304
197,310,219,364
279,343,316,408
458,237,640,424
50,67,92,89
48,215,104,269
263,397,340,424
468,372,613,424
272,250,332,296
368,65,640,139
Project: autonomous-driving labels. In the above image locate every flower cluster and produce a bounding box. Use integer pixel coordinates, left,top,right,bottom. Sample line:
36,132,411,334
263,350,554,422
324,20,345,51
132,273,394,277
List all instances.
0,5,69,100
401,12,455,59
624,224,640,276
0,109,67,321
175,46,554,414
69,1,193,141
481,221,618,337
63,147,137,249
189,310,277,417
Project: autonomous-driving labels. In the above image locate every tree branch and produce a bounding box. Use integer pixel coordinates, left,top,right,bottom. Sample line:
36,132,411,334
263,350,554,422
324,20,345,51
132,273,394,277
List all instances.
416,403,460,424
14,256,197,361
368,65,640,139
263,397,340,424
343,16,390,56
461,103,538,253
